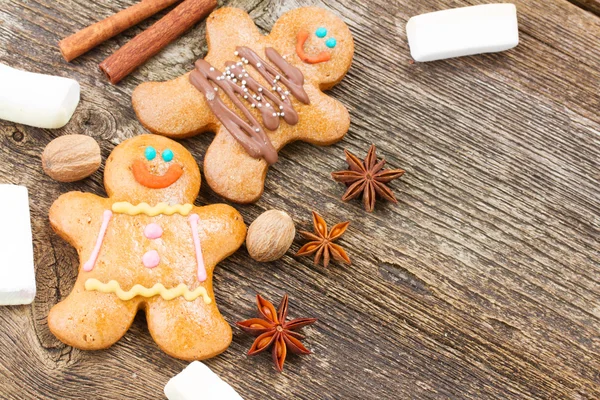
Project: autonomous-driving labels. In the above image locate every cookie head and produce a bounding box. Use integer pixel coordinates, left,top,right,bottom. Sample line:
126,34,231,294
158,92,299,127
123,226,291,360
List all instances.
104,134,200,204
269,7,354,88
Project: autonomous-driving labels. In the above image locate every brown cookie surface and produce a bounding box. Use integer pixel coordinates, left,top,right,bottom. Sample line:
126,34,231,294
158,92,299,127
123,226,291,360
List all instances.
48,134,246,360
132,7,354,203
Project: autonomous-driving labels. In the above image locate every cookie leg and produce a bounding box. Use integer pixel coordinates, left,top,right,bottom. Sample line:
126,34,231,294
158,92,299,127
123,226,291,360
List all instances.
48,287,138,350
146,296,232,361
204,128,269,203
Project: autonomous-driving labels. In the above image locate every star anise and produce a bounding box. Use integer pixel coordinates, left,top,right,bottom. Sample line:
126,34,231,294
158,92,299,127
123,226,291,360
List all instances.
295,211,350,267
331,145,405,212
237,294,317,372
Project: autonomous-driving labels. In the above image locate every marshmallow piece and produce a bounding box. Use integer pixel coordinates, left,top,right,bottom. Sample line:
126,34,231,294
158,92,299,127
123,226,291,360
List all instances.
164,362,243,400
0,63,80,129
406,4,519,62
0,185,36,305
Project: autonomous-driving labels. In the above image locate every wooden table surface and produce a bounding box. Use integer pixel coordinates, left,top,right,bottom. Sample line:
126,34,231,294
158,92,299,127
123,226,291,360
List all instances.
1,0,599,399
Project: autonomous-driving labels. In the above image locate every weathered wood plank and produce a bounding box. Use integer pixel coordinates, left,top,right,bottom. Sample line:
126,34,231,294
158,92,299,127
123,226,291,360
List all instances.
0,0,599,399
568,0,600,15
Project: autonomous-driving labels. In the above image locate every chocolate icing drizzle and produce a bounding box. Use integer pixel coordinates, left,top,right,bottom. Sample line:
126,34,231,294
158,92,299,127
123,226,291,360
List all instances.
189,47,309,165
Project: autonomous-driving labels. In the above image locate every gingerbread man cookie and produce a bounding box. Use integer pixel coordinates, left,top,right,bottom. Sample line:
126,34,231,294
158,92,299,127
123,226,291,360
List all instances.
48,134,246,360
132,7,354,203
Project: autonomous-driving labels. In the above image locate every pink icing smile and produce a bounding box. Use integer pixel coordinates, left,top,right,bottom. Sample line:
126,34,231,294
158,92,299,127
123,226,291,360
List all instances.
142,250,160,268
144,223,163,239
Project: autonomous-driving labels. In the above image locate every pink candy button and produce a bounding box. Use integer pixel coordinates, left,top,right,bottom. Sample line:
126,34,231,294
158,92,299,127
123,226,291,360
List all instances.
144,223,163,239
142,250,160,268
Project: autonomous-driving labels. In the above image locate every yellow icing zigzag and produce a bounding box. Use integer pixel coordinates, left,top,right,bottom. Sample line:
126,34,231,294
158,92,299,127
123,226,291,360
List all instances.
111,202,193,216
84,279,211,304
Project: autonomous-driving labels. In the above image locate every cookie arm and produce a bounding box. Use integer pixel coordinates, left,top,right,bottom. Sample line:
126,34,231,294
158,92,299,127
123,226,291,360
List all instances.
132,73,218,137
295,87,350,145
191,203,246,271
49,192,109,251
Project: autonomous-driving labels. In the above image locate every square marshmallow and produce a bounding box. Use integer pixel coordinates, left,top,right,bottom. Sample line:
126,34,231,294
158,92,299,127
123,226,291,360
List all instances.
406,4,519,62
0,185,36,305
165,361,243,400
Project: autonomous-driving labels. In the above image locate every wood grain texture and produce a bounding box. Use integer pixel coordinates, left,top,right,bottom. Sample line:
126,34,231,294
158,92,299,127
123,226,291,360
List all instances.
567,0,600,15
0,0,599,399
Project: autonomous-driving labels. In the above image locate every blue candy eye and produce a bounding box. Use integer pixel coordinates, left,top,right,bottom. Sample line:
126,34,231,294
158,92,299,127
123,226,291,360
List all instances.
325,37,337,48
145,146,156,160
162,149,174,162
315,27,327,38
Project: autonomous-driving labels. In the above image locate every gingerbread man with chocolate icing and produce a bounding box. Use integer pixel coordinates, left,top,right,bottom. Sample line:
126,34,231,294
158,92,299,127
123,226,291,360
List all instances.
133,7,354,203
48,134,246,360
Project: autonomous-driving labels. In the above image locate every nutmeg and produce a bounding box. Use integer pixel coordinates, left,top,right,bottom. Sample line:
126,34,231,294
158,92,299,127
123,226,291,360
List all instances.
42,134,101,182
246,210,295,262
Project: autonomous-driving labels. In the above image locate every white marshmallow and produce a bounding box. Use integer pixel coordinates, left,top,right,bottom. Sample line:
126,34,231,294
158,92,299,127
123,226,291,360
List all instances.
164,362,243,400
0,63,80,129
0,185,36,305
406,4,519,62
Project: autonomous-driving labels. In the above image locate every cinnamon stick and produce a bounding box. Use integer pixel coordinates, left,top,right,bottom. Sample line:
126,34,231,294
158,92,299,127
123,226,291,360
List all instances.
99,0,216,84
59,0,181,62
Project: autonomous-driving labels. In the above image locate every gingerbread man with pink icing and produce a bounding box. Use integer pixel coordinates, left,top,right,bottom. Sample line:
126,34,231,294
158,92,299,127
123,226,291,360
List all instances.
47,134,246,360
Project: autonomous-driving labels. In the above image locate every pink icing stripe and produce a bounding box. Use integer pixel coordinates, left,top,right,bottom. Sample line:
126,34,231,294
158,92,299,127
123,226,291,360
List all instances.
188,213,207,282
83,210,113,272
